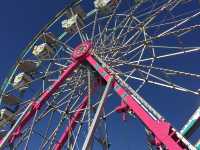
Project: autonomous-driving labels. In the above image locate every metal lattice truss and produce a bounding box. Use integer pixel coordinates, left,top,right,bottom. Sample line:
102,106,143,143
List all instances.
0,0,200,149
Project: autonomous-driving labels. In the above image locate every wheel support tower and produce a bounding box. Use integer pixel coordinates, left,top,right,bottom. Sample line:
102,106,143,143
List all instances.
0,41,196,150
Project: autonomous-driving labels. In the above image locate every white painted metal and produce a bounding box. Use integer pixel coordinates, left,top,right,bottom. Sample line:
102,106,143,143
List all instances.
82,76,113,150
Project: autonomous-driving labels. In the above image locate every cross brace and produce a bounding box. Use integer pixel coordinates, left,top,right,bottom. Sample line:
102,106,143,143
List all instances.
0,54,196,150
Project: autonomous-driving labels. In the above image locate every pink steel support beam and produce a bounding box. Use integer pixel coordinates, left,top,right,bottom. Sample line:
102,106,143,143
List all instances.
0,41,194,150
54,96,88,150
2,61,80,145
0,41,91,148
85,55,188,150
54,69,101,150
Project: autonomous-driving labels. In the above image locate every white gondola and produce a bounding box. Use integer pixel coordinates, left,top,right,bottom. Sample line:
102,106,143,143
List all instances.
18,60,39,73
1,94,21,105
62,14,84,34
0,109,15,128
32,43,54,59
94,0,118,13
65,4,86,19
39,32,57,47
12,72,32,91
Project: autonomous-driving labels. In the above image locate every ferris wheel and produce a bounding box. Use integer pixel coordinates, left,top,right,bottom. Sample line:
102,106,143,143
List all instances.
0,0,200,149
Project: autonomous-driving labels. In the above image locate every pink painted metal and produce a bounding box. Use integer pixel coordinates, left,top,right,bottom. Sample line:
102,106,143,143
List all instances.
54,96,88,150
5,41,190,149
115,101,129,121
72,41,93,61
54,73,102,150
9,61,80,144
86,55,186,150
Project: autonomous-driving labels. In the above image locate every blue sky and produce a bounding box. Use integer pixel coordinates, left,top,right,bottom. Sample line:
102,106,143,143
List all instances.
0,0,200,149
0,0,67,83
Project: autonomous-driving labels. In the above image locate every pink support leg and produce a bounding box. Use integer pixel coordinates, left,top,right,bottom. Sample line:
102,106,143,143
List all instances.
54,96,88,150
86,55,186,150
2,39,192,150
9,61,80,144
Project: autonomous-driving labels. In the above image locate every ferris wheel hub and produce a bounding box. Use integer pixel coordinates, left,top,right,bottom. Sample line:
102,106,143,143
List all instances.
72,41,93,61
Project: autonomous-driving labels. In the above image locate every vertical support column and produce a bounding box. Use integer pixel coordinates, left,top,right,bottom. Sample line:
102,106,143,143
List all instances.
82,76,114,150
87,68,92,127
181,106,200,138
86,55,196,150
87,67,93,150
54,96,88,150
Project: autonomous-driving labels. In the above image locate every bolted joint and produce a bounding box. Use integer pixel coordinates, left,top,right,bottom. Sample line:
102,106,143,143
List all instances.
115,101,129,113
72,41,93,61
115,101,129,121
